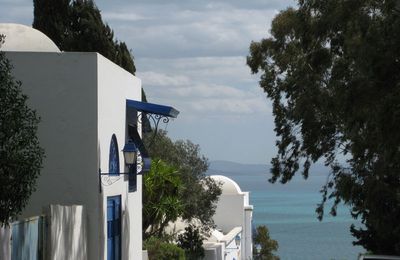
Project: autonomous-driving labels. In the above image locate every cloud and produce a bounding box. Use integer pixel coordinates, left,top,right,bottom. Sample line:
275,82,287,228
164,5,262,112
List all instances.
102,12,148,22
95,0,292,164
139,71,191,87
170,83,249,98
2,0,291,163
97,1,283,59
188,95,269,115
137,56,253,86
137,56,271,117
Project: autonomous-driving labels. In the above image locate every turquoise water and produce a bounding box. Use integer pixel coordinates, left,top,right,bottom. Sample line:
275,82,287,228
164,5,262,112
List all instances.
224,172,364,260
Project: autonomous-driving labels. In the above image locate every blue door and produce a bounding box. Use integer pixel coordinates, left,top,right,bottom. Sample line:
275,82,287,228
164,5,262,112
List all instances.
107,196,121,260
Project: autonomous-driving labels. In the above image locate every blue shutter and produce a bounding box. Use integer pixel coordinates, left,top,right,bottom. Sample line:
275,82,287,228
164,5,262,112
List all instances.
107,196,121,260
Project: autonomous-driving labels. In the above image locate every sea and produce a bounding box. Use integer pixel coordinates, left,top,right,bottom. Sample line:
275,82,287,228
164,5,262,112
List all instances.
207,161,365,260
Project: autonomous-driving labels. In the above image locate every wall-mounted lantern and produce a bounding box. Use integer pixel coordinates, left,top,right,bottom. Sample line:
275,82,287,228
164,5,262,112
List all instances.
99,141,140,193
122,142,137,166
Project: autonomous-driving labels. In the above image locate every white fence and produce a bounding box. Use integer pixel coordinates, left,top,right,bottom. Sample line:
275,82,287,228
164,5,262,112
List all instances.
44,204,87,260
0,204,87,260
0,225,11,260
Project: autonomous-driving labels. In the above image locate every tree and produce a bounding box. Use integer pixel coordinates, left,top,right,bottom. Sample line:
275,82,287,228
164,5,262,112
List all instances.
143,159,184,239
32,0,70,50
144,237,186,260
33,0,150,128
115,41,136,76
247,0,400,254
64,0,116,58
253,225,279,260
33,0,136,74
144,130,222,234
177,225,205,260
0,36,44,226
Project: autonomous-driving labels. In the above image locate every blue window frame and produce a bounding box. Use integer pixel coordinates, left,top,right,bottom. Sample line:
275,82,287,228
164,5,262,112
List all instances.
109,135,120,176
107,196,121,260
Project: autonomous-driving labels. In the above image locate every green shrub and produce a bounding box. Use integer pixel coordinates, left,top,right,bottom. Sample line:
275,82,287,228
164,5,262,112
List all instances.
253,225,279,260
144,237,185,260
177,225,205,260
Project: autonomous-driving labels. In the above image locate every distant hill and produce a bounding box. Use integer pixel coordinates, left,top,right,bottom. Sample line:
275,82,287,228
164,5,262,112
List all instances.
207,160,269,176
207,160,330,177
206,160,332,192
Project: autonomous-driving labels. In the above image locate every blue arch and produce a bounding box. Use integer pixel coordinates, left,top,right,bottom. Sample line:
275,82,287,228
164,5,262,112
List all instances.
109,134,120,175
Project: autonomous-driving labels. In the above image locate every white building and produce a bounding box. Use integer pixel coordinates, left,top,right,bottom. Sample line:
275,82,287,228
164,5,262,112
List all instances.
1,23,178,260
168,175,253,260
207,175,253,260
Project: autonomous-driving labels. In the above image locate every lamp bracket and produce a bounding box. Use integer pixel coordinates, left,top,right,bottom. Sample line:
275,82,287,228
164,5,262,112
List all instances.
100,175,121,187
98,169,143,193
137,112,170,146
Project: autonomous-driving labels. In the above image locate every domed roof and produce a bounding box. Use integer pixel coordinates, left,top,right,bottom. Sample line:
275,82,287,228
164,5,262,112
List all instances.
0,23,60,52
210,175,242,195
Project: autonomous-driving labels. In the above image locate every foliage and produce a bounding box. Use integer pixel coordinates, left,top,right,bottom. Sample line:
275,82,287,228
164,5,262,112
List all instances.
32,0,70,49
177,225,205,260
144,237,186,260
247,0,400,254
253,225,279,260
144,130,222,234
143,159,184,239
0,36,44,226
32,0,136,74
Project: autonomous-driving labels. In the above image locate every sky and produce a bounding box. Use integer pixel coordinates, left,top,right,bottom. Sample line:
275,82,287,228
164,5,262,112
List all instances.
1,0,296,164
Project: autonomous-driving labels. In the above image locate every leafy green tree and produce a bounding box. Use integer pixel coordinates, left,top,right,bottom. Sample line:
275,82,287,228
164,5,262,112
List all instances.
64,0,116,58
144,130,222,234
253,225,279,260
247,0,400,254
144,237,186,260
0,36,44,226
143,159,184,239
177,225,205,260
32,0,136,74
115,41,136,76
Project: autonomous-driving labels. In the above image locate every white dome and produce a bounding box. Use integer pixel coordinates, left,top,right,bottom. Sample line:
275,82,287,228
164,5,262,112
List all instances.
0,23,60,52
210,175,242,195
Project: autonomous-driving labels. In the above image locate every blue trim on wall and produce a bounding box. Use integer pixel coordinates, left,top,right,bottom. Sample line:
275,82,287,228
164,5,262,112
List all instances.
109,134,120,176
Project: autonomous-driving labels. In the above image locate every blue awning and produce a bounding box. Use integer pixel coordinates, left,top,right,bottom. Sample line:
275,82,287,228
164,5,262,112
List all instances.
126,100,179,118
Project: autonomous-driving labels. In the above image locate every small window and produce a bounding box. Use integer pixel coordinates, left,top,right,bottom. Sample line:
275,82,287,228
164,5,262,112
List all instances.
109,134,120,176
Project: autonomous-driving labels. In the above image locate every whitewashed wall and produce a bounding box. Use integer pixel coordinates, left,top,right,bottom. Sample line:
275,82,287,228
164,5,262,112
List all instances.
244,205,253,260
97,54,143,260
213,194,245,233
6,51,100,259
204,242,224,260
6,51,143,260
6,52,102,259
44,204,87,260
224,238,241,260
211,176,253,260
